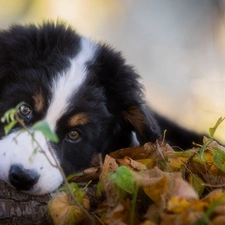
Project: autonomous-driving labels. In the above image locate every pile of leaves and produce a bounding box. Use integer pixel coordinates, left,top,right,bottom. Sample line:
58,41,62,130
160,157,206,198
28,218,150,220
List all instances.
48,119,225,225
2,106,225,225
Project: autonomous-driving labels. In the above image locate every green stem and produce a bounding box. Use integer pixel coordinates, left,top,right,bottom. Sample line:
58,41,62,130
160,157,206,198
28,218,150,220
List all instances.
129,183,139,225
15,113,94,225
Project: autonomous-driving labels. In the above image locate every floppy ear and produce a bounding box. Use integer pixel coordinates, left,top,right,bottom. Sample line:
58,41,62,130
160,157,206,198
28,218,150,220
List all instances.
90,43,162,145
123,104,161,145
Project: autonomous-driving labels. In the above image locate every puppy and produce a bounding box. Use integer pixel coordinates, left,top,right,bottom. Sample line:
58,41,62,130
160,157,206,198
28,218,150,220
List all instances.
0,22,202,195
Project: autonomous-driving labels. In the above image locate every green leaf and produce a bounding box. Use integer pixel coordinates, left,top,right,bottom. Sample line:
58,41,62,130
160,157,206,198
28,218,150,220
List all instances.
1,108,16,123
209,117,225,138
33,121,59,143
189,174,204,197
212,147,225,172
59,182,85,203
199,138,213,161
4,120,18,135
66,173,83,182
69,182,85,203
109,166,135,194
1,108,17,135
96,180,103,196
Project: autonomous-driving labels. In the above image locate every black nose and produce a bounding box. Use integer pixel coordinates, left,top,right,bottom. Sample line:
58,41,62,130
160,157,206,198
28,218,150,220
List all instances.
9,164,39,191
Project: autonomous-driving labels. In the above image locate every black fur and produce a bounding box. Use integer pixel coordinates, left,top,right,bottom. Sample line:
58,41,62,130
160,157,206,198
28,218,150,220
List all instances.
0,22,203,194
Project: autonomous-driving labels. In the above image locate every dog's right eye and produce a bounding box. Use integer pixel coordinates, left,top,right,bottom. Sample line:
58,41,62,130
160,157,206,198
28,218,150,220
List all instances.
18,104,32,120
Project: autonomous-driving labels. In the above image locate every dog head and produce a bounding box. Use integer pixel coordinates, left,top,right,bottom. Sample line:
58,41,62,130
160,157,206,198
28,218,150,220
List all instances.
0,22,161,195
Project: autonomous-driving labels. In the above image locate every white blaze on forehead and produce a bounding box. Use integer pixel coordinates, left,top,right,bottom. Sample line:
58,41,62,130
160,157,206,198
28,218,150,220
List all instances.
45,37,97,129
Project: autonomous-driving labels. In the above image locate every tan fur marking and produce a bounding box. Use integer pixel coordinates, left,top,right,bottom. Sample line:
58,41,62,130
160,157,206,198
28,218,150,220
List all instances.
32,92,45,112
68,113,89,127
123,106,146,135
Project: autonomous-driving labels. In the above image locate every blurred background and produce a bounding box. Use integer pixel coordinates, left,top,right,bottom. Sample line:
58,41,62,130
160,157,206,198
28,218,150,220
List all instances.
1,0,225,141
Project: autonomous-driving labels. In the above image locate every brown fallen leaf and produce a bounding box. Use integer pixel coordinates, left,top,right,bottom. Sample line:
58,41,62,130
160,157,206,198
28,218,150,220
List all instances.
136,158,157,169
131,167,198,207
174,175,199,200
69,167,101,183
102,198,140,225
117,156,147,171
201,189,225,204
138,220,156,225
165,149,197,171
160,209,203,225
109,142,161,160
142,172,168,207
99,155,119,206
48,193,90,225
212,215,225,225
167,197,207,213
144,204,162,225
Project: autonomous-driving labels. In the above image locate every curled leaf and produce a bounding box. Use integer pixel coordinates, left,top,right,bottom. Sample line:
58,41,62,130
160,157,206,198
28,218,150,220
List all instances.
48,193,90,225
209,117,225,139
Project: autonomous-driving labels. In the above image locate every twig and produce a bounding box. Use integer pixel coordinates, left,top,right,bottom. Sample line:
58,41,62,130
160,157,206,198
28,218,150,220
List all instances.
15,113,95,225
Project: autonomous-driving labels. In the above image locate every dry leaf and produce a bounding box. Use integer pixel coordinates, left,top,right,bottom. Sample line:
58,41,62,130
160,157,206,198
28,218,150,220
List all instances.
167,197,191,213
138,220,156,225
144,204,161,224
70,167,101,182
99,155,119,206
165,150,196,171
100,155,118,178
117,156,147,170
109,142,160,160
167,197,207,214
48,137,225,225
212,215,225,225
132,167,198,207
143,174,168,207
136,158,157,168
201,189,225,205
83,167,98,174
103,199,139,225
48,193,90,225
160,210,203,225
174,176,198,200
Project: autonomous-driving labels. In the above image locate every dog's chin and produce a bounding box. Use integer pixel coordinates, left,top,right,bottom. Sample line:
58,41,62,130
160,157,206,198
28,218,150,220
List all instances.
23,187,58,196
29,183,63,196
20,187,47,196
32,174,64,196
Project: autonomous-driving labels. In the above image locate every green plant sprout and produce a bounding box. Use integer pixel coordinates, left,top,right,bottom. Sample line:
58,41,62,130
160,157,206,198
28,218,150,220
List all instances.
199,117,225,160
1,102,94,224
109,166,139,225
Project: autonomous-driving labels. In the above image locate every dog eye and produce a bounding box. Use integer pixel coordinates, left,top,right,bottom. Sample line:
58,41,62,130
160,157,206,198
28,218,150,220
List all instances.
18,104,32,118
67,130,82,141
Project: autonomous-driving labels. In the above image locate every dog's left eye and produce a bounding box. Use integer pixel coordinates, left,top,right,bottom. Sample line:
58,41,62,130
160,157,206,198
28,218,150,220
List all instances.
67,130,82,141
18,104,32,120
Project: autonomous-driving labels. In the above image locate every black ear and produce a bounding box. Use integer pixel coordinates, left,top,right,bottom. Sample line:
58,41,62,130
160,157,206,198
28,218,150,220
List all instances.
91,43,162,145
123,104,161,145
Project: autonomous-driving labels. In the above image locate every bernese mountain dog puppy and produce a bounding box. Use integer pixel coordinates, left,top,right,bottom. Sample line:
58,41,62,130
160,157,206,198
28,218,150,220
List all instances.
0,22,202,195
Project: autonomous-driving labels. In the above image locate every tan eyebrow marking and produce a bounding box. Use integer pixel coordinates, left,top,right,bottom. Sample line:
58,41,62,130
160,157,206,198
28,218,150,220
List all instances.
32,92,45,112
68,113,89,127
